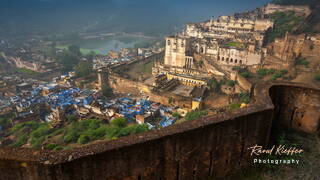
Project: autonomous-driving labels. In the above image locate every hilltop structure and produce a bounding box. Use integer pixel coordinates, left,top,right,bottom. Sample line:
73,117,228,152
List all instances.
153,15,274,89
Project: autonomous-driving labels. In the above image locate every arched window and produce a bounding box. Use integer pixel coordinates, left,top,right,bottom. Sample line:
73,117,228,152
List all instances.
230,58,233,63
235,59,238,63
239,60,242,64
200,47,204,54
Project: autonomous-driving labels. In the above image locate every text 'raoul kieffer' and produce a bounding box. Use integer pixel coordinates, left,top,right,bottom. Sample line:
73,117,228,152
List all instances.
247,145,304,156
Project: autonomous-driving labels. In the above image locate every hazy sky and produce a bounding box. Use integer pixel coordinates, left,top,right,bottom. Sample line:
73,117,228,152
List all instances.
0,0,272,36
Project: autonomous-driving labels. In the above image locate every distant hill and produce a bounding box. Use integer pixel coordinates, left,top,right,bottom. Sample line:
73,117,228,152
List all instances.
0,0,270,38
272,0,319,7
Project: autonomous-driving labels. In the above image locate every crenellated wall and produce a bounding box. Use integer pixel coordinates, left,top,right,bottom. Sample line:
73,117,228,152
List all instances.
0,83,319,180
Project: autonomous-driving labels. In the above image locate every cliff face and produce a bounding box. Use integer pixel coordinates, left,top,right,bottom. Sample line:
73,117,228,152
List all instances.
0,83,319,180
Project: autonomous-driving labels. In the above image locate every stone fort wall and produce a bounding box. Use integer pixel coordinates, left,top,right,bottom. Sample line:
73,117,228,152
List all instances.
0,83,319,180
108,74,193,109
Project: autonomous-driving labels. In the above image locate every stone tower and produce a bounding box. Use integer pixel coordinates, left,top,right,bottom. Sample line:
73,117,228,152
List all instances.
164,37,192,68
97,68,108,90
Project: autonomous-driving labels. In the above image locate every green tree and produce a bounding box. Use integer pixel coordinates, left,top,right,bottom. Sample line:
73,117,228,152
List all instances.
208,78,220,92
102,85,113,97
68,45,81,56
57,50,81,72
75,61,93,77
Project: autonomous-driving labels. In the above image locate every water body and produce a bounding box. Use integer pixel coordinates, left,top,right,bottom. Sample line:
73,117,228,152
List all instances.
72,35,156,54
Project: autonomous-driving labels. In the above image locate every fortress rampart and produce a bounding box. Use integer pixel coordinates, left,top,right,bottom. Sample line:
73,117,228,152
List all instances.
0,82,319,180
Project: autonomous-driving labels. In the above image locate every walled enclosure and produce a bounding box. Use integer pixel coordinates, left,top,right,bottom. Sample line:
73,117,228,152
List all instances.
0,83,319,180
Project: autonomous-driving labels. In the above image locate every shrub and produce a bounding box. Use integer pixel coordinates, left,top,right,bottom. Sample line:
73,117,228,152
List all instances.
63,130,79,143
257,69,268,77
172,112,181,119
66,115,77,123
226,80,236,87
229,103,241,110
102,85,113,97
208,78,220,92
239,72,251,78
314,73,320,81
30,136,46,149
309,44,314,50
75,61,93,77
295,57,309,67
53,145,64,151
267,69,276,74
185,110,208,121
77,135,91,144
91,125,108,139
45,144,60,150
110,118,127,128
105,126,121,139
30,125,51,139
11,134,28,147
0,118,11,130
270,72,283,81
10,121,41,134
240,92,251,104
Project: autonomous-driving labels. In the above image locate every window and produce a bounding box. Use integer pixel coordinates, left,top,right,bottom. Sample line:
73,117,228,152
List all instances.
235,59,238,63
167,40,171,45
222,57,224,61
239,60,242,64
181,42,184,47
230,59,233,63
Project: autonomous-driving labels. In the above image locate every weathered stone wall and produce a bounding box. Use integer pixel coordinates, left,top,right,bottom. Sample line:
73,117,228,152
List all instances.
269,85,320,133
109,74,193,109
109,74,152,95
0,83,318,180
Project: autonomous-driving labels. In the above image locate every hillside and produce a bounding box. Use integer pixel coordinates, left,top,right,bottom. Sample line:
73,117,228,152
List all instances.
272,0,319,7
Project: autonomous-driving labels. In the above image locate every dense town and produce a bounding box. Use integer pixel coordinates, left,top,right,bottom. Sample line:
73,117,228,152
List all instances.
0,2,320,151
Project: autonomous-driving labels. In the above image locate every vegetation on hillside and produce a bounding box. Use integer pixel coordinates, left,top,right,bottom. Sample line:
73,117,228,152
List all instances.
102,85,114,97
233,67,252,79
272,0,318,7
265,11,305,44
295,56,310,67
15,68,42,76
75,61,93,78
6,118,149,150
257,68,288,81
185,110,208,121
314,73,320,81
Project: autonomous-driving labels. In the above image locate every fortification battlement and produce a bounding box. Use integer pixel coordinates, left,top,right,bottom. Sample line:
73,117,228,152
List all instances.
0,82,319,180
